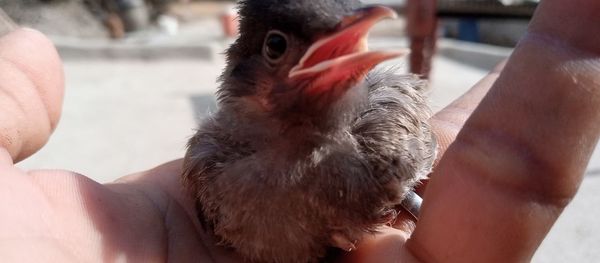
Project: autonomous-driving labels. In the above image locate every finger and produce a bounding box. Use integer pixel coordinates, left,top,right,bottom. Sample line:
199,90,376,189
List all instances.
430,60,506,160
111,160,218,260
412,62,504,197
399,60,506,230
0,28,64,162
337,226,412,263
409,1,600,262
114,160,197,221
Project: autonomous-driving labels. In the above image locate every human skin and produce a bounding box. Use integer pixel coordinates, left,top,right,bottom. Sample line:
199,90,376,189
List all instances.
1,0,600,262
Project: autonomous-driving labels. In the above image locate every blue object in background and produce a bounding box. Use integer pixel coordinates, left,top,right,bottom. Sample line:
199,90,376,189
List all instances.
458,19,480,42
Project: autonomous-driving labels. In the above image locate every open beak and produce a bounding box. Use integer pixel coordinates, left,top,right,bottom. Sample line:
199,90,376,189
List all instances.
288,6,408,95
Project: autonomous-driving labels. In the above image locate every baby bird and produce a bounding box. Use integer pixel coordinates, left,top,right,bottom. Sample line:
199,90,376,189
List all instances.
182,1,437,262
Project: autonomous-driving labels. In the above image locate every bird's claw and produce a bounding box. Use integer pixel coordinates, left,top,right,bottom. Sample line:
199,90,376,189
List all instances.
331,232,358,252
380,208,399,226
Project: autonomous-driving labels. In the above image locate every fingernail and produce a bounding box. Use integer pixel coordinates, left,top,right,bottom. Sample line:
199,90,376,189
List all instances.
346,243,356,252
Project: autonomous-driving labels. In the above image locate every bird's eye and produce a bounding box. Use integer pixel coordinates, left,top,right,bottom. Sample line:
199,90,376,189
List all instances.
263,31,288,63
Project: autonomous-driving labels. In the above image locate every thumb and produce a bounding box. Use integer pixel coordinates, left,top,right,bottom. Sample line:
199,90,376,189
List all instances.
0,28,64,162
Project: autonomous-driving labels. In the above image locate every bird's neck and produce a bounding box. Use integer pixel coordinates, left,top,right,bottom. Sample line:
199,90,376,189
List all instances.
218,82,369,150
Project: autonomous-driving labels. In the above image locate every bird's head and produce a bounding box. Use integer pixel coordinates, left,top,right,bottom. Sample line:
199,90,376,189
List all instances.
219,0,404,128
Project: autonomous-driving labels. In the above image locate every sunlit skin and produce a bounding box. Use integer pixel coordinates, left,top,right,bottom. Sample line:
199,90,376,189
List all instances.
1,0,600,261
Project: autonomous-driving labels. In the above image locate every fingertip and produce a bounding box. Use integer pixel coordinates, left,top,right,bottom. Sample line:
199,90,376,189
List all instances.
0,27,55,51
0,28,64,161
0,27,65,131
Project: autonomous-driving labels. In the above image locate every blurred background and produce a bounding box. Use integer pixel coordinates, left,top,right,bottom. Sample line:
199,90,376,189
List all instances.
0,0,597,261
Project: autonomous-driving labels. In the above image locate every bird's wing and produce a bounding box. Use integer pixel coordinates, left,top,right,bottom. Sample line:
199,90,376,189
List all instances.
182,115,255,231
352,70,437,202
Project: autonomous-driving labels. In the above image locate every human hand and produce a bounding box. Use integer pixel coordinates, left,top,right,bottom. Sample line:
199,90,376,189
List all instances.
2,0,600,261
344,0,600,262
0,28,63,162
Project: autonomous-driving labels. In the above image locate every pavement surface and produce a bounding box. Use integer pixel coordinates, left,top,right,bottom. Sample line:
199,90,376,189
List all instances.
1,0,107,38
8,2,600,262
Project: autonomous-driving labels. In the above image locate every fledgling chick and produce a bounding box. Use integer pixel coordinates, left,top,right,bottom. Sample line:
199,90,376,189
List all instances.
182,1,437,262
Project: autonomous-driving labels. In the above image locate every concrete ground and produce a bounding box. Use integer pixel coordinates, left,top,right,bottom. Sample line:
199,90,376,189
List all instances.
10,6,599,262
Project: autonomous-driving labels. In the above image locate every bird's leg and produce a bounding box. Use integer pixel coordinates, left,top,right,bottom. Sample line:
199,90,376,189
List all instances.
380,208,399,226
330,232,358,252
330,208,399,252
